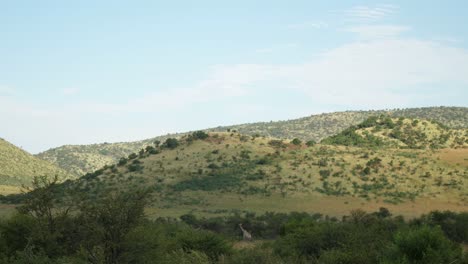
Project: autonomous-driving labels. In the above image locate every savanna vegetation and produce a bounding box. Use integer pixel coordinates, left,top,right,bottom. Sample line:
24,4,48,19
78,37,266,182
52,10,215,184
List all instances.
0,176,467,263
36,107,468,177
0,138,72,188
1,110,467,263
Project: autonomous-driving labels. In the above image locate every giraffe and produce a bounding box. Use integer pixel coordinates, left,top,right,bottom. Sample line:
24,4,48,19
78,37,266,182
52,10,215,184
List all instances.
238,224,253,241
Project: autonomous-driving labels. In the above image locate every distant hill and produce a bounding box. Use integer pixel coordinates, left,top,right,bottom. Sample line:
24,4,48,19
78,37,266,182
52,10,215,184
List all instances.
211,106,468,140
36,106,468,177
46,128,468,218
321,116,468,149
0,138,73,190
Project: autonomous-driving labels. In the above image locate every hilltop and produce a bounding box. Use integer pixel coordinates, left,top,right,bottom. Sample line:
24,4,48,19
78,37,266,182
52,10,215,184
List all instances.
0,138,73,193
322,116,468,149
36,106,468,177
48,122,468,218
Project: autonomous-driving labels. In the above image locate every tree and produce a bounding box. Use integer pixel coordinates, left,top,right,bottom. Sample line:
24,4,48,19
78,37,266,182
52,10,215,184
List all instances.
191,131,209,140
163,138,179,149
118,157,128,166
76,190,150,264
306,140,316,147
291,138,302,145
18,175,71,235
386,225,462,264
153,140,161,147
14,175,75,258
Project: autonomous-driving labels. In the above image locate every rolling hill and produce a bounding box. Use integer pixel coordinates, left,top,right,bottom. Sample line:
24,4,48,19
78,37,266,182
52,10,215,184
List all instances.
50,118,468,218
322,115,468,149
36,106,468,177
0,138,73,193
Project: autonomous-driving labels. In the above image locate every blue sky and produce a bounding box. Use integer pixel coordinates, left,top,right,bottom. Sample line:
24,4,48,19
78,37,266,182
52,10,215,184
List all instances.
1,0,467,153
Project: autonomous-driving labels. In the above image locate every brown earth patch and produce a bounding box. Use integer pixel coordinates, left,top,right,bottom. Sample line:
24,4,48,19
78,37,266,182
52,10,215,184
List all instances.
434,148,468,167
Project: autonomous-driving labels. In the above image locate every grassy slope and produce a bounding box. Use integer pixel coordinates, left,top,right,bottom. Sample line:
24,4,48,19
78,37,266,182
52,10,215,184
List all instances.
67,120,467,218
0,138,73,190
322,116,468,149
36,107,468,177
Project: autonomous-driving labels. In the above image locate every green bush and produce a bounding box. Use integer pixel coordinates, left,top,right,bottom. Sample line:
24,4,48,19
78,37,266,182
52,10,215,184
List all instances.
384,225,462,264
291,138,302,145
176,228,232,261
163,138,180,149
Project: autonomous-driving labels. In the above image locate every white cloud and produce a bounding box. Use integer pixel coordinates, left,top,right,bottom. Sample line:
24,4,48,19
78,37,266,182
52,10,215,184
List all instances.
62,87,79,95
2,23,468,153
255,48,275,53
0,86,14,96
287,21,328,29
345,4,397,22
41,35,468,113
346,25,410,40
210,38,468,108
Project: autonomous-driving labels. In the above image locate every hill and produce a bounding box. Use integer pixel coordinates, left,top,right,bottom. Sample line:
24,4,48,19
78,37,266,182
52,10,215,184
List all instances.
46,125,468,218
36,106,468,177
0,138,73,193
321,116,468,149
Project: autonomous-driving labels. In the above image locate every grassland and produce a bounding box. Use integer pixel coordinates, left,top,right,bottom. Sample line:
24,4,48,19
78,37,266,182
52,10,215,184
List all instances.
36,106,468,177
0,138,73,191
51,117,467,218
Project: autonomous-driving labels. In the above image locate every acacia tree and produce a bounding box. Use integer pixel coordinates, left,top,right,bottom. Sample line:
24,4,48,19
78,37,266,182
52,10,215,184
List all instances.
18,175,72,234
76,189,150,264
15,175,75,258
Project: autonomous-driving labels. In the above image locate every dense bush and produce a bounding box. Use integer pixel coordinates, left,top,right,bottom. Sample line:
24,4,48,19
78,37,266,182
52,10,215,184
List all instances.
0,177,467,263
291,138,302,145
191,131,209,140
163,138,180,149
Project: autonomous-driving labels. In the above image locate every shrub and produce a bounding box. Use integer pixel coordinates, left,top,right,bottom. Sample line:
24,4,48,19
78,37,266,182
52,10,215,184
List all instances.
291,138,302,145
176,229,232,261
163,138,179,149
118,158,128,166
191,131,209,140
385,225,462,264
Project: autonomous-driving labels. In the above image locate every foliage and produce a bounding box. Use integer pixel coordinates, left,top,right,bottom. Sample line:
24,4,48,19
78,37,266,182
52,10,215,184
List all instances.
1,194,468,264
291,138,302,145
0,139,73,187
384,225,462,264
36,107,468,176
321,126,386,147
163,138,180,149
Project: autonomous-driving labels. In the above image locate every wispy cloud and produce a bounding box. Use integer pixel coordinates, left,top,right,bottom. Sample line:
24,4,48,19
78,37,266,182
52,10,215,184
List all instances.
345,4,398,22
346,25,410,39
0,86,14,96
255,48,275,53
2,19,468,153
286,21,328,29
62,87,80,95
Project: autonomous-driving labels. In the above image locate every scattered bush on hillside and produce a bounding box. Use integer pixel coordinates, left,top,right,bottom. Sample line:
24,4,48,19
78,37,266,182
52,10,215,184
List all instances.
268,140,286,148
118,157,128,166
291,138,302,145
1,189,468,264
163,138,179,149
306,140,316,147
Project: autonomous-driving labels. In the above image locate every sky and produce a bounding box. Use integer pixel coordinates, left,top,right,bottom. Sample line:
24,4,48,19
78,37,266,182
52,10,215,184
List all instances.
1,0,467,153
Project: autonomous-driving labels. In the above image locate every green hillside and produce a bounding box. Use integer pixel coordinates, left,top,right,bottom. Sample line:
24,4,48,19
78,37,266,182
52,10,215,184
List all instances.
49,123,468,218
322,116,468,149
36,107,468,177
212,106,468,141
0,138,73,190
